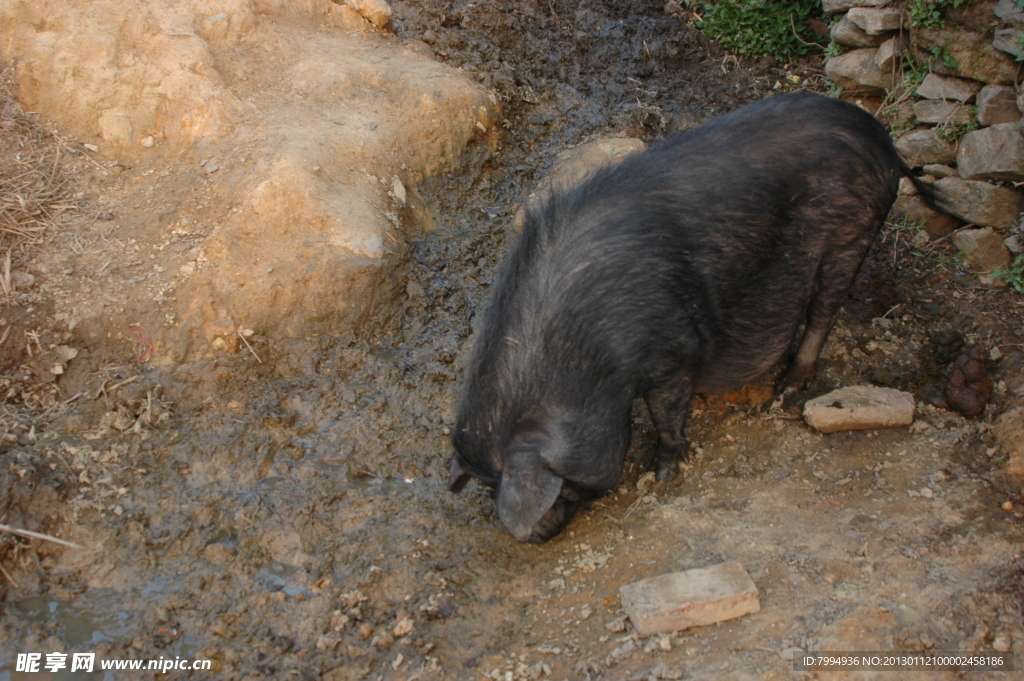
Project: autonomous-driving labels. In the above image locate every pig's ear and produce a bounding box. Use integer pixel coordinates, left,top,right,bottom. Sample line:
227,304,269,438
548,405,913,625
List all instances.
447,453,471,493
495,453,563,542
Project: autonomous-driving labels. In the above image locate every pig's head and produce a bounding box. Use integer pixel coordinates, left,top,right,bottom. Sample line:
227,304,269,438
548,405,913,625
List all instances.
448,404,631,542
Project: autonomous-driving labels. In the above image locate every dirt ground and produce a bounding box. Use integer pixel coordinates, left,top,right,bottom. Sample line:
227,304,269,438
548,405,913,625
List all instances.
1,1,1022,680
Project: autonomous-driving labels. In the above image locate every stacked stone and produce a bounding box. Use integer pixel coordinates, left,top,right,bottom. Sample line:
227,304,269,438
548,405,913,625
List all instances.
825,0,1024,287
824,0,909,93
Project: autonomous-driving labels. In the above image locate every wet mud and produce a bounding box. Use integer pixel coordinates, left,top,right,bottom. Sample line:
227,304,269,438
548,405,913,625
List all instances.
1,1,1022,680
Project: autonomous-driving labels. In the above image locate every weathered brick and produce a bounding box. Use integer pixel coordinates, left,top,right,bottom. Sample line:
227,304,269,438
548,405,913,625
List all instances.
620,562,760,636
804,386,915,434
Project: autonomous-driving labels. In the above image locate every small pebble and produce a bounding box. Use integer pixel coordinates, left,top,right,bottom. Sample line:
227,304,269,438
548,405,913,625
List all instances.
1002,501,1014,512
140,135,155,148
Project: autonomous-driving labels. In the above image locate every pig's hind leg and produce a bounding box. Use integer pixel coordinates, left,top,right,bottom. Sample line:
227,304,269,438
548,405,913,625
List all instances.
777,240,874,391
643,373,695,482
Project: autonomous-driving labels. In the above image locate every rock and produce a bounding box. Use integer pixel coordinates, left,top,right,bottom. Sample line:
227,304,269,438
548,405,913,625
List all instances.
804,386,916,434
944,345,993,418
197,12,231,42
823,0,891,15
890,194,960,237
825,48,894,92
933,176,1024,229
952,228,1011,276
956,124,1024,181
261,525,311,566
392,615,413,638
541,137,646,193
97,113,135,155
830,16,887,48
513,137,646,230
993,406,1024,477
922,163,956,178
391,176,406,205
202,543,237,563
1006,234,1024,254
344,0,393,30
195,3,259,44
899,176,920,196
995,0,1024,25
619,561,760,636
3,1,243,157
916,29,1018,85
895,129,957,167
874,36,907,71
10,270,35,289
912,100,972,125
847,7,906,34
993,27,1024,58
140,135,155,148
976,85,1022,126
916,73,982,102
2,0,500,362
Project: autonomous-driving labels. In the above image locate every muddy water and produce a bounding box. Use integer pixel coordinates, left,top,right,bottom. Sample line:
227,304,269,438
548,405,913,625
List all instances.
2,1,1022,680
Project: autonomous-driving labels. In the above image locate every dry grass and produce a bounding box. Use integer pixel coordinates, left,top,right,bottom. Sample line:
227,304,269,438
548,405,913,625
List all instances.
0,63,84,436
0,63,78,257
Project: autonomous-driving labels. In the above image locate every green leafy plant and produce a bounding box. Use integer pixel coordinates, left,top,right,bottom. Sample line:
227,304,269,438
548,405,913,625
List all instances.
907,0,968,29
993,254,1024,293
889,216,929,233
698,0,824,60
935,117,979,143
930,46,957,71
929,250,966,270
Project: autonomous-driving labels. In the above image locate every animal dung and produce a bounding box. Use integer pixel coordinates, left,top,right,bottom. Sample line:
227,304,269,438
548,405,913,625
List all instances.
619,561,761,636
803,385,915,434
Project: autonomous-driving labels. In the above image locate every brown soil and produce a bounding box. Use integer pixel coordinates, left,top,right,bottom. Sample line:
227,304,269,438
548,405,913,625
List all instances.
1,1,1022,680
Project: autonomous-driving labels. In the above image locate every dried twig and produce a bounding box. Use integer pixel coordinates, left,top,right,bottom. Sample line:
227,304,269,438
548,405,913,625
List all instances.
920,224,976,254
128,323,153,363
0,561,15,586
237,328,263,364
0,523,84,549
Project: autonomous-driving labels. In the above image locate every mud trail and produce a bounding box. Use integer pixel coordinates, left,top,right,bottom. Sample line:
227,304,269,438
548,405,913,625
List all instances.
1,1,1022,680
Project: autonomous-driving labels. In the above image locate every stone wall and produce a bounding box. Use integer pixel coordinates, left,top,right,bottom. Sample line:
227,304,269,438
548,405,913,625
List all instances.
825,0,1024,286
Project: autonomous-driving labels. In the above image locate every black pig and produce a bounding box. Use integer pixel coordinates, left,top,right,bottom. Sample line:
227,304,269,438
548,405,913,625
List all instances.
449,93,911,542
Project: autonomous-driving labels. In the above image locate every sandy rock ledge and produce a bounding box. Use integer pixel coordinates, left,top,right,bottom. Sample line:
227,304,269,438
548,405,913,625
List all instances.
2,0,500,362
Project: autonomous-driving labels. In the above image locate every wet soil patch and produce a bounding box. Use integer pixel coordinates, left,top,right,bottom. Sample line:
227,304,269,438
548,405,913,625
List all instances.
1,1,1022,680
